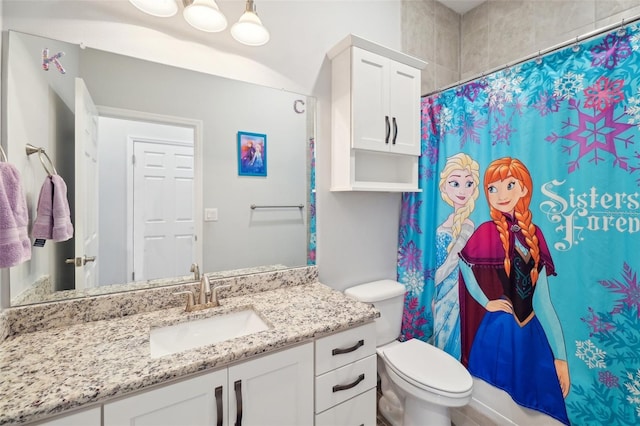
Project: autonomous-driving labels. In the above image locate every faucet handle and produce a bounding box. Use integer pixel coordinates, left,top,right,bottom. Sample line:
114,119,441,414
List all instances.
199,275,211,304
211,284,232,306
173,290,195,312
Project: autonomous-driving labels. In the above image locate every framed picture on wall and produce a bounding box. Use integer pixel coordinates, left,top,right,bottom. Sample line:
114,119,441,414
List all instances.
237,131,267,177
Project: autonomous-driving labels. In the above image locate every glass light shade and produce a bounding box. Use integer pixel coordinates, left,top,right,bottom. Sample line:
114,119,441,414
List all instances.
128,0,178,17
231,11,270,46
183,0,227,32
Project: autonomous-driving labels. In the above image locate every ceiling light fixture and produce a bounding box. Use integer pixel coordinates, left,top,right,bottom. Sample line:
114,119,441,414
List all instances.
128,0,178,17
183,0,227,33
128,0,269,46
231,0,270,47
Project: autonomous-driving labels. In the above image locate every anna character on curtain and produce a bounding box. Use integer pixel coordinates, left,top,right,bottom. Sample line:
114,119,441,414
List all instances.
458,157,570,425
432,152,480,360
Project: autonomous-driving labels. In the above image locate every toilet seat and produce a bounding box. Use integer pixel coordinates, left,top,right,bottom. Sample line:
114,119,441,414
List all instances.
381,339,473,399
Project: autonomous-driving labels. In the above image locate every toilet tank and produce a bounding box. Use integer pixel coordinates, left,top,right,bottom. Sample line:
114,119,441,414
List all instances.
344,280,406,346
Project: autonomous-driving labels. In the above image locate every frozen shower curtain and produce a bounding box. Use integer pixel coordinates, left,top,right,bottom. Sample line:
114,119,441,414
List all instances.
397,22,640,425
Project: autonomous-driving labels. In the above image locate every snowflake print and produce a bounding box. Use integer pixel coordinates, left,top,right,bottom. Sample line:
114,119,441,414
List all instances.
581,306,615,336
487,73,524,111
401,268,424,295
599,370,620,388
583,76,625,112
631,24,640,51
598,262,640,318
450,110,487,149
624,370,640,417
533,91,561,116
576,339,607,369
591,33,632,69
440,106,454,133
625,90,640,127
551,99,634,174
398,240,422,272
491,120,516,145
400,196,422,235
553,72,585,100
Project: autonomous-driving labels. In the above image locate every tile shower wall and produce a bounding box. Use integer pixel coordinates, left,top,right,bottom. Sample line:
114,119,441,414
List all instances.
401,0,461,95
460,0,640,80
400,0,640,94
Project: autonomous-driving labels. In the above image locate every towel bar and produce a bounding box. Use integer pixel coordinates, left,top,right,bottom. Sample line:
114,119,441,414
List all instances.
250,204,304,210
26,143,57,176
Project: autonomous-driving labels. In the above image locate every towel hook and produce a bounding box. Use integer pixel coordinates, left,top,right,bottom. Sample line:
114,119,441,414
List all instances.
0,145,7,162
26,143,57,176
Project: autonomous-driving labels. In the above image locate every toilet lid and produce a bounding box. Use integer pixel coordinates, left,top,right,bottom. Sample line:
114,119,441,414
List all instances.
382,339,473,395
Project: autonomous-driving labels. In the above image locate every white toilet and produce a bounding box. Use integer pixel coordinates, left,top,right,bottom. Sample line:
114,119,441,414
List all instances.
345,280,473,426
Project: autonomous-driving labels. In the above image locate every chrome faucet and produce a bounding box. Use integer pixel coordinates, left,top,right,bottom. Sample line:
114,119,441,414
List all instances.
174,275,230,312
190,262,200,281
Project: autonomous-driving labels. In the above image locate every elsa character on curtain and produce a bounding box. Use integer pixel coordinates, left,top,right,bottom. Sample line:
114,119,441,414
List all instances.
458,157,570,425
432,152,479,360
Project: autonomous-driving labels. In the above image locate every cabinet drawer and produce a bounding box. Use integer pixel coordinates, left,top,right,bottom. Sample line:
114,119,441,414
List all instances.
315,388,376,426
315,354,377,413
315,323,376,374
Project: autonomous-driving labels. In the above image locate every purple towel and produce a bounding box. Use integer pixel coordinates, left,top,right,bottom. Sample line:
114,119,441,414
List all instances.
32,174,73,242
0,163,31,268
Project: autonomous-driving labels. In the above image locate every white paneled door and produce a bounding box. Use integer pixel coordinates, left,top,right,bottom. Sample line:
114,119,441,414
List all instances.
74,78,99,290
132,140,195,281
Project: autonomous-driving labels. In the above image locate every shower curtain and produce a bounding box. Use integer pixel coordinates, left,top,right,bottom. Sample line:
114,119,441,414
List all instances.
397,22,640,426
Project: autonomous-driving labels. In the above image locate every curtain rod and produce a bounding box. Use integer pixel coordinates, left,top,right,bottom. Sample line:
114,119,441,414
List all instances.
424,12,640,97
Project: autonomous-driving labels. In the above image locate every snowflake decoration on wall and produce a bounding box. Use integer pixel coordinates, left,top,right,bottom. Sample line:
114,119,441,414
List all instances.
576,339,607,369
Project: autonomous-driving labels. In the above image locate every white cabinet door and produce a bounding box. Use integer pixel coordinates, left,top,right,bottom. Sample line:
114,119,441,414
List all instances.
228,343,314,426
104,369,228,426
388,60,422,155
352,47,389,152
38,406,101,426
352,47,421,156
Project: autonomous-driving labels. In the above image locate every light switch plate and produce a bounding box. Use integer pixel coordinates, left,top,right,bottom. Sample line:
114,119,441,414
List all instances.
204,208,218,222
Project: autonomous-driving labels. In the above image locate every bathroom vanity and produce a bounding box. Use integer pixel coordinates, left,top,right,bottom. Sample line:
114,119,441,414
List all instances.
0,267,379,425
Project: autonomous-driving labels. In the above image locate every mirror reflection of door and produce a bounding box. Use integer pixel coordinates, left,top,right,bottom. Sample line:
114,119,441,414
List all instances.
132,139,195,282
98,116,196,285
74,78,99,290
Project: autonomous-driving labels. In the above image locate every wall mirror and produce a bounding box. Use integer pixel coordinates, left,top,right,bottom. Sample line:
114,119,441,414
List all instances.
5,30,316,307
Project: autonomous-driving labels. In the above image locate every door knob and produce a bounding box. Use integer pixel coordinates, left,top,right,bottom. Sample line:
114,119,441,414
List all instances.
65,256,97,267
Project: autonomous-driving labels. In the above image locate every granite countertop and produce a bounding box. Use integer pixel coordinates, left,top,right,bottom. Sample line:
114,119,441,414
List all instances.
0,281,377,425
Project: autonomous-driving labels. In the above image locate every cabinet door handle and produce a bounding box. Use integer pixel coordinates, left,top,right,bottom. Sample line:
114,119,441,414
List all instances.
234,380,243,426
332,373,365,392
215,386,223,426
332,339,364,355
392,117,398,145
385,115,390,144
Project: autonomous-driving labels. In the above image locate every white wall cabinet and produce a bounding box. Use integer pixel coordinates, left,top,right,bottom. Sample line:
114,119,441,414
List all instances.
103,343,313,426
329,34,426,192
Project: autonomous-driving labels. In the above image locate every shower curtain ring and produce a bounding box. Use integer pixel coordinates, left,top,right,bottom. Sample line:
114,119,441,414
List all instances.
572,36,581,52
617,19,626,36
535,51,543,65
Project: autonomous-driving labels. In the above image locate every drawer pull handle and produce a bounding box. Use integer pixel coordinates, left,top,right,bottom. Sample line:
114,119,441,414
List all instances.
215,386,223,426
332,339,364,356
333,373,365,393
234,380,243,426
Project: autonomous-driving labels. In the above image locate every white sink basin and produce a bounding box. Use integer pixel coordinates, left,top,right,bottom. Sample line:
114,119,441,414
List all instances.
150,309,270,358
